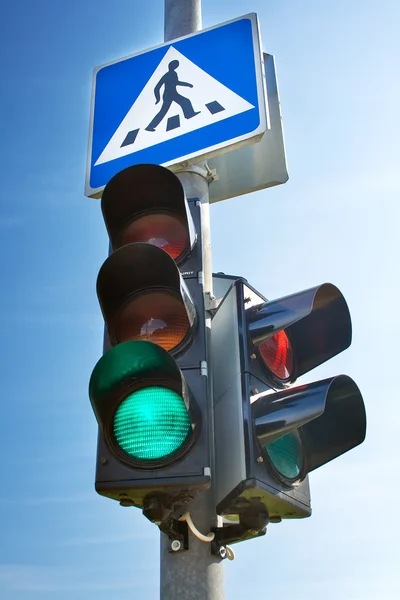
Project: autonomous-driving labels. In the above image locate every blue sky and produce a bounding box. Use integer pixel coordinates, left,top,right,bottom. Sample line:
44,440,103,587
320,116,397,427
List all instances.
0,0,399,598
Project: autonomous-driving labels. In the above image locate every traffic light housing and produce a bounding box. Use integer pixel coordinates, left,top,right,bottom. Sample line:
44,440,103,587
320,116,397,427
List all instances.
88,166,366,543
89,164,211,525
211,276,366,545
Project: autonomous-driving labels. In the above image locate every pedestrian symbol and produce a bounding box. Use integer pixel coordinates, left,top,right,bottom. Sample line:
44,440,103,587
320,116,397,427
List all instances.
145,59,201,132
94,46,255,166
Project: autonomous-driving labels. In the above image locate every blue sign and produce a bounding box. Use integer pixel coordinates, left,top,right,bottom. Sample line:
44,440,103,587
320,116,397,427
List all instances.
86,14,267,197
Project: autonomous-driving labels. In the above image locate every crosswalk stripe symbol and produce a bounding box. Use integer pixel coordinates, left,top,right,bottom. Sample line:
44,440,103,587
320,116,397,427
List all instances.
94,46,255,166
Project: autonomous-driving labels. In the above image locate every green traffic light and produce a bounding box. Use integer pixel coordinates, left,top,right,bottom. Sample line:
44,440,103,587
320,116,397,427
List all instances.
89,340,194,466
113,386,191,461
264,431,303,481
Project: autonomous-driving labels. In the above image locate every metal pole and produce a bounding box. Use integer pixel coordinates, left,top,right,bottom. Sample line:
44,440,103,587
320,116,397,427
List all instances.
160,2,225,599
164,0,202,41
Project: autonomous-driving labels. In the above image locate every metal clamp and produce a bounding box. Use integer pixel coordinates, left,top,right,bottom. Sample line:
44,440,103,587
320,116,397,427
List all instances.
176,162,219,184
160,517,189,553
205,292,220,313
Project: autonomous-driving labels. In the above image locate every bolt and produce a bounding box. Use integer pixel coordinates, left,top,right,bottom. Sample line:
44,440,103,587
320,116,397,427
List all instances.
218,546,227,559
256,456,264,463
119,498,135,507
100,457,108,465
250,353,257,360
251,388,259,396
270,516,282,523
171,540,181,552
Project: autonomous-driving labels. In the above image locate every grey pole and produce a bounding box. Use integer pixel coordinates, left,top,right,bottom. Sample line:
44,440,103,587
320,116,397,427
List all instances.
164,0,202,41
160,2,225,599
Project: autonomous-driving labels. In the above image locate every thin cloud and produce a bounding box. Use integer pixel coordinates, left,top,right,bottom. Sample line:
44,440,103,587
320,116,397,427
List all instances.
62,530,155,546
0,492,94,507
0,215,22,229
15,581,139,592
0,311,102,329
17,444,95,465
0,564,148,593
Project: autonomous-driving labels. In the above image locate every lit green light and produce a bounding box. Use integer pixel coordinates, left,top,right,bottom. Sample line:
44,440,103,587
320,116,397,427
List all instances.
113,386,191,461
265,432,303,481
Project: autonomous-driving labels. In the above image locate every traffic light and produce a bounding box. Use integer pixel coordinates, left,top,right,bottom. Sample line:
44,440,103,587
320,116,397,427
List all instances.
89,164,211,525
211,275,366,546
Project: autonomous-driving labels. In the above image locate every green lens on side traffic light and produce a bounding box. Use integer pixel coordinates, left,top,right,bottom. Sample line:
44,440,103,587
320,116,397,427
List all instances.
264,431,303,481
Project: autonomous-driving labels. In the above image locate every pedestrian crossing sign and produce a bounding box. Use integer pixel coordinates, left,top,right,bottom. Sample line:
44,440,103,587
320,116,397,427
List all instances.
86,13,268,198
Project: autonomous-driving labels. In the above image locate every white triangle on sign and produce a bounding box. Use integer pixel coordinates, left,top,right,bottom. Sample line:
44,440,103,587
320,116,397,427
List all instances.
94,46,255,166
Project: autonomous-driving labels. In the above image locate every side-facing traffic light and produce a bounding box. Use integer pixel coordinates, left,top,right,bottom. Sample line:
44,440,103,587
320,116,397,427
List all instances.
211,276,366,545
89,164,211,525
